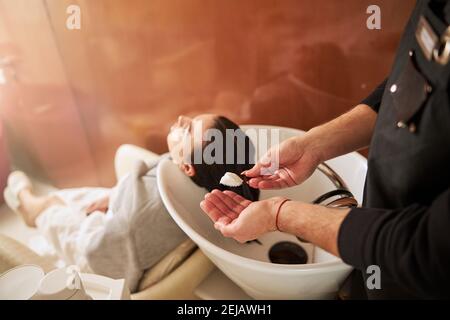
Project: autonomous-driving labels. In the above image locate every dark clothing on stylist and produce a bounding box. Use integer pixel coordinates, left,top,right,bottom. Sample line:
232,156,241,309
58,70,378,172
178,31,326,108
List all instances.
338,0,450,299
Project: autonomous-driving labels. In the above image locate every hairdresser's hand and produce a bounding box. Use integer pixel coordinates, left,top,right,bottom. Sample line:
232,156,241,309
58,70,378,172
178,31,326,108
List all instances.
243,135,321,189
200,190,285,243
85,196,109,215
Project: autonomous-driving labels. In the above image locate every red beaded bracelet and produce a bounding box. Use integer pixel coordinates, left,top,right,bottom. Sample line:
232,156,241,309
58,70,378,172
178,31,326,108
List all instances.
275,198,291,231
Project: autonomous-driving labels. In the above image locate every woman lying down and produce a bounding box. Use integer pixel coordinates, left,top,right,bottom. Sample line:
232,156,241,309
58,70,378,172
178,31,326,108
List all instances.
3,114,259,292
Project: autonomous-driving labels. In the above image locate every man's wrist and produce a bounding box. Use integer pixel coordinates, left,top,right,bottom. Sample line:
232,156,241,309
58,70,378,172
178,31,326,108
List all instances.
269,197,289,232
274,198,298,233
302,127,326,164
276,201,309,234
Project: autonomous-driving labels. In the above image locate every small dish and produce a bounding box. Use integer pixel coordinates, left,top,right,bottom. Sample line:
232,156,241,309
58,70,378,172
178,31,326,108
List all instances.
0,264,44,300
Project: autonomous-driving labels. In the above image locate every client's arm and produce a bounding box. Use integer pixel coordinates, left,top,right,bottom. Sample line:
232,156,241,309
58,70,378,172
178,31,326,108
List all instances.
85,196,109,215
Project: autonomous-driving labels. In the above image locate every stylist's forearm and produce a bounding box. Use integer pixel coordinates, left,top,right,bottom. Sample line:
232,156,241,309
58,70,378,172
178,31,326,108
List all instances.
277,201,350,257
305,104,377,162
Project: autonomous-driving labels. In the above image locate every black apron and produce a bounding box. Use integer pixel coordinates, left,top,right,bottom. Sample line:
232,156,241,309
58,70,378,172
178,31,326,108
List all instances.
366,0,450,210
342,0,450,299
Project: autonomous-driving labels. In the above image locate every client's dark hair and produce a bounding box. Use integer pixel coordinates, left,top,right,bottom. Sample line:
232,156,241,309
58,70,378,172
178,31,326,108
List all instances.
189,116,260,201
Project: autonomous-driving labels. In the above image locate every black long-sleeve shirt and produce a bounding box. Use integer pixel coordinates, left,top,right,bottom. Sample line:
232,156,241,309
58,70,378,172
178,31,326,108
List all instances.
337,0,450,299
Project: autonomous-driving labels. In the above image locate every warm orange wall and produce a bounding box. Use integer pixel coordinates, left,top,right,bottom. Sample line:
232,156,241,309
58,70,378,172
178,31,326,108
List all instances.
0,122,8,202
0,0,99,187
0,0,416,187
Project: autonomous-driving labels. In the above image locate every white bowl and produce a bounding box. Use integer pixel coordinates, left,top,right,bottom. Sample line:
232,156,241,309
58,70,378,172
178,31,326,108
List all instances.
157,125,367,299
0,265,44,300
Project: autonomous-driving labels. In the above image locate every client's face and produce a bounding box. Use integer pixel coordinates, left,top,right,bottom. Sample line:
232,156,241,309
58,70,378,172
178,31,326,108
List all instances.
167,114,216,176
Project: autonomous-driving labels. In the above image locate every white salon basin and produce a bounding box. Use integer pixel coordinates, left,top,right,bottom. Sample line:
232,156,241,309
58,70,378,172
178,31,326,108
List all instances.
157,125,367,299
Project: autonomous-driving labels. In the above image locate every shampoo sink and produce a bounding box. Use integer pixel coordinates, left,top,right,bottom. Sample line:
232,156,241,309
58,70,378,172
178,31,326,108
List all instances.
157,125,367,299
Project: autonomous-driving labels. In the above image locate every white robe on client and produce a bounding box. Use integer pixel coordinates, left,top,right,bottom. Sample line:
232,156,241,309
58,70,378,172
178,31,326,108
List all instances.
33,159,187,292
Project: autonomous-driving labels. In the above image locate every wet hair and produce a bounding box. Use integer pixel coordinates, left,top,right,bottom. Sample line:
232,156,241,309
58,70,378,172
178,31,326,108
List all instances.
189,116,260,201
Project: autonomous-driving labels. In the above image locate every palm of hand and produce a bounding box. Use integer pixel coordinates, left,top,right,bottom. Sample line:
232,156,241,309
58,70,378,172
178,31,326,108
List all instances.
200,190,275,243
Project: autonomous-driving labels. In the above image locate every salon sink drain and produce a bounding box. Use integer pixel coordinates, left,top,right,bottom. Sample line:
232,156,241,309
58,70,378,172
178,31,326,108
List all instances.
268,241,308,264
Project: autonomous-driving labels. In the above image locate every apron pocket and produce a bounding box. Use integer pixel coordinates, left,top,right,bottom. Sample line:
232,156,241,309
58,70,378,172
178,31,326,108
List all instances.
390,55,433,125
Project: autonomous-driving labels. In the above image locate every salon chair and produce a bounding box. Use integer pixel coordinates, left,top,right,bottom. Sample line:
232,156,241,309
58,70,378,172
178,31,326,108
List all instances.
0,144,215,299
